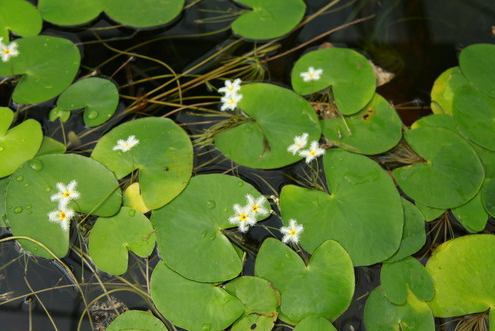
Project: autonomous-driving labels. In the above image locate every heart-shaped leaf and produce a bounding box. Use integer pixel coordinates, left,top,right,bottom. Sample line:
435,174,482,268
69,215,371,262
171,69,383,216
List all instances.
452,194,488,233
430,67,469,115
92,117,193,210
37,0,102,26
0,0,42,40
255,238,354,324
107,310,167,331
459,43,495,98
293,316,337,331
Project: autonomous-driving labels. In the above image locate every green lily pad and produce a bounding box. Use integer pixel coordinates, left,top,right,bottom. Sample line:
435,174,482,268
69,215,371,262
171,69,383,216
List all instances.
430,67,469,115
393,127,484,209
231,0,305,40
453,84,495,151
381,257,434,305
107,310,167,331
255,238,354,324
415,202,445,222
452,194,488,233
0,177,7,227
386,199,426,263
35,136,66,156
426,234,495,320
293,316,337,331
224,276,280,331
320,93,402,154
6,154,122,258
214,83,321,169
150,260,244,331
0,36,80,104
55,78,119,127
37,0,103,26
459,43,495,98
291,48,376,115
89,207,155,275
151,174,270,282
411,113,457,131
364,286,435,331
0,0,42,40
280,149,403,266
92,117,193,210
0,108,43,178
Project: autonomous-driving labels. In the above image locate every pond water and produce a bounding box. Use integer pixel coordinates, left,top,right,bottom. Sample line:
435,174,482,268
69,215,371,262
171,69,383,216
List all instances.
1,0,495,330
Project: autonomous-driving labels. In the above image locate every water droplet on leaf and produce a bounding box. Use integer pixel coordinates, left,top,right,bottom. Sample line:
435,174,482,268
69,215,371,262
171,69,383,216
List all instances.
45,187,51,192
29,159,43,171
201,230,208,238
14,207,23,213
26,205,32,210
129,209,136,217
0,146,4,152
16,176,23,182
202,324,211,331
88,111,98,119
23,183,29,187
238,181,244,187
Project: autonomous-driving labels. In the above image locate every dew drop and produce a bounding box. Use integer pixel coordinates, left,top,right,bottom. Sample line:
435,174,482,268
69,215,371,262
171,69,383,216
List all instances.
238,181,244,187
27,211,32,215
0,146,4,152
45,187,51,192
88,111,98,119
129,209,136,217
26,205,32,210
223,208,228,212
206,200,216,209
14,207,23,214
24,183,29,187
33,248,38,251
29,159,43,171
202,324,211,331
16,176,23,182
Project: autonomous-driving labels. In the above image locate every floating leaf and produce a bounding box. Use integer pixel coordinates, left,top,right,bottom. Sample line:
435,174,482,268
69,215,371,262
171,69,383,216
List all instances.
280,149,403,266
0,107,43,178
152,174,270,282
35,136,66,156
364,286,435,331
0,36,80,104
107,310,167,331
37,0,103,26
89,207,155,275
291,48,376,115
430,67,468,115
393,127,484,209
452,194,488,233
415,202,445,222
231,0,305,40
123,182,149,214
55,77,119,127
0,0,42,40
459,43,495,98
6,154,122,258
150,260,244,331
214,83,321,169
426,234,495,321
293,316,337,331
92,117,193,210
255,239,354,324
321,94,402,154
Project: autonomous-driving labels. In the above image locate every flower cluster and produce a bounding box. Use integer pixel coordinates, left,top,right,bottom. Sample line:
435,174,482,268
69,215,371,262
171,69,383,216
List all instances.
300,66,323,82
229,194,269,233
287,133,326,163
219,78,243,111
113,135,139,152
0,38,19,63
48,180,80,231
280,219,304,245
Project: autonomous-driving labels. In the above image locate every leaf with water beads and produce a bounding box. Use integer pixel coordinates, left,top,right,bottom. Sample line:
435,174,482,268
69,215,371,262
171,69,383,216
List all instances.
0,0,42,40
107,310,167,331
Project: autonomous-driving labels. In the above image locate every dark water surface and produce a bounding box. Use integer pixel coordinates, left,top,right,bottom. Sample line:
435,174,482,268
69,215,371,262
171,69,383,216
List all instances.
1,0,495,330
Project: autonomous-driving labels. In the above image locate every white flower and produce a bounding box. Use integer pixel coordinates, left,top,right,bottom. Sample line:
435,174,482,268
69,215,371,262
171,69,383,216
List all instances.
218,78,242,96
51,180,80,206
246,194,269,217
299,141,326,163
229,204,256,233
280,219,304,244
113,135,139,152
287,133,309,155
0,39,19,63
300,67,323,82
220,93,243,111
48,207,75,231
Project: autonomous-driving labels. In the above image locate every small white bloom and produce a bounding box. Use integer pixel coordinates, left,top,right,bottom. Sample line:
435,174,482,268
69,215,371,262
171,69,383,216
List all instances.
220,93,243,111
51,180,80,205
300,66,323,82
246,194,269,217
48,207,75,231
229,204,256,233
299,141,326,163
0,40,19,63
287,133,309,155
113,135,139,152
218,78,242,95
280,219,304,244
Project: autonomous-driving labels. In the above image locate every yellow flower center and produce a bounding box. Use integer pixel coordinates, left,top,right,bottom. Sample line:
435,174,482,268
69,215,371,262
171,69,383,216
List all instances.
309,150,316,156
62,191,71,198
58,211,66,220
228,98,236,104
252,204,259,213
3,49,10,54
289,229,297,236
228,86,234,91
239,213,248,222
308,72,314,77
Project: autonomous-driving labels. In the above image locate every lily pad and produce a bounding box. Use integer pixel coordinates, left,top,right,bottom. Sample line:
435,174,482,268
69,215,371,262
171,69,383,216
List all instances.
6,154,122,258
231,0,305,40
224,276,280,331
452,194,488,233
411,113,457,132
415,202,445,222
37,0,103,26
0,35,80,104
393,127,484,209
151,174,270,282
107,310,167,331
293,316,337,331
55,77,119,127
35,136,66,156
280,149,403,266
426,234,495,321
150,260,244,331
381,257,434,305
459,43,495,98
89,207,155,275
0,0,42,40
320,93,402,154
0,108,43,178
291,48,376,115
214,83,321,169
123,182,149,214
430,67,469,115
364,286,435,331
92,117,193,210
255,238,354,324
